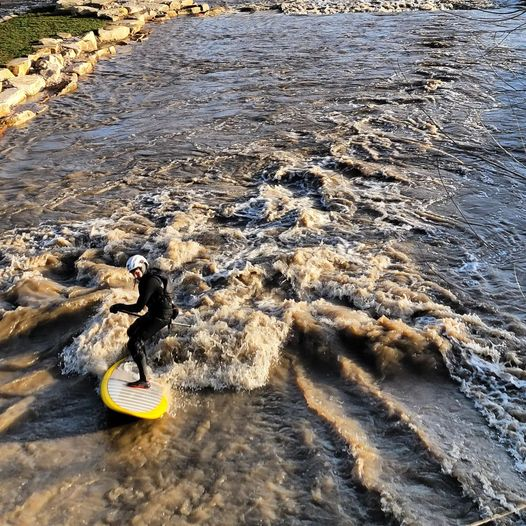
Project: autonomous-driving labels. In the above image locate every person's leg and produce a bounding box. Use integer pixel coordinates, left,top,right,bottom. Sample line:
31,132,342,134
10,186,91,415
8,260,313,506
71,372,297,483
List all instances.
126,316,168,387
127,317,151,386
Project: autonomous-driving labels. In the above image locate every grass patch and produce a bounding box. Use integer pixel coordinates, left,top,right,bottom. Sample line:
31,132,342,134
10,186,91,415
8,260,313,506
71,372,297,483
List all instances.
0,12,105,65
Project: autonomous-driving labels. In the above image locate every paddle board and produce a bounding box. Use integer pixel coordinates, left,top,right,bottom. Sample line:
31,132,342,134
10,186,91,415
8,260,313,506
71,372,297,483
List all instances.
100,359,168,419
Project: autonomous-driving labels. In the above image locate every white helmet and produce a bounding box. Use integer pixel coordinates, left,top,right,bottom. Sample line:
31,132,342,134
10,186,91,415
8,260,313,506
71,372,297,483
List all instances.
126,254,149,273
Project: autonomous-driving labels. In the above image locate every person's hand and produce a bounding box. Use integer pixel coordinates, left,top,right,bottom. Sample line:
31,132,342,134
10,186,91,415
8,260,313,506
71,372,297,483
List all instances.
110,304,123,314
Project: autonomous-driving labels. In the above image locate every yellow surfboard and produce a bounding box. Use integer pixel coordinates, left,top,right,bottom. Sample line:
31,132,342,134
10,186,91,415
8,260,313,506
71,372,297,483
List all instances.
100,359,168,419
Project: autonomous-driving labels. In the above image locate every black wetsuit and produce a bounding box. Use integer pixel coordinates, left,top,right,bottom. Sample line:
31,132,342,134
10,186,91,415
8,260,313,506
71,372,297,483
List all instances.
112,272,172,382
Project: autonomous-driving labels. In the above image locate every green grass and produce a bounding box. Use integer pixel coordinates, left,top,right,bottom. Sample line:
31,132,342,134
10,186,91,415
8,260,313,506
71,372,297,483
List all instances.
0,12,105,65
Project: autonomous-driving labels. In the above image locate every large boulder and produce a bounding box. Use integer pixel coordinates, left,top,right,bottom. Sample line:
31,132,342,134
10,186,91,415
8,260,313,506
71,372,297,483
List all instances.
62,41,83,57
69,5,99,16
123,3,146,15
57,0,92,7
97,7,129,20
111,17,145,33
7,75,46,97
97,26,131,42
6,58,32,77
0,88,26,118
39,38,62,47
80,31,98,52
68,61,94,76
35,55,65,86
89,0,114,6
0,69,14,81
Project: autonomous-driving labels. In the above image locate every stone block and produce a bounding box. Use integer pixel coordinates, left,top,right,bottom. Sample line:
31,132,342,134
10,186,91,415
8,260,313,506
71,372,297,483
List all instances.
200,3,210,11
89,0,114,6
7,58,32,77
123,3,146,15
35,55,65,86
30,46,61,59
94,47,112,59
56,74,79,95
97,7,128,20
62,42,83,55
70,5,100,15
0,69,14,81
207,6,226,15
3,109,37,127
69,61,94,76
113,18,146,34
40,37,62,47
98,26,131,42
7,75,46,97
57,0,92,7
0,88,27,117
169,0,181,8
62,48,79,60
57,32,72,39
180,0,194,6
80,31,98,52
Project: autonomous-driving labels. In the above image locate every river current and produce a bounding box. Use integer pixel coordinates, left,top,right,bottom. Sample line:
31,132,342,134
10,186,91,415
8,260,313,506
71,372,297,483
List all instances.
0,4,526,525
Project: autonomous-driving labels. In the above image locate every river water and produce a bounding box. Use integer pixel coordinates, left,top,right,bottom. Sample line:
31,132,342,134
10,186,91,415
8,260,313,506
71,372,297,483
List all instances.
1,4,526,525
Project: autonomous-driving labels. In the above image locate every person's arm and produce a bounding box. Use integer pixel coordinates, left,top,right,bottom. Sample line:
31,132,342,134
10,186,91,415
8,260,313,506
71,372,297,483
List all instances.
110,277,157,314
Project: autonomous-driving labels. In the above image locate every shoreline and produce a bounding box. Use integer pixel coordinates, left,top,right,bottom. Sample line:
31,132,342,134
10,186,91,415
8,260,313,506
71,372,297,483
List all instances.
0,0,225,131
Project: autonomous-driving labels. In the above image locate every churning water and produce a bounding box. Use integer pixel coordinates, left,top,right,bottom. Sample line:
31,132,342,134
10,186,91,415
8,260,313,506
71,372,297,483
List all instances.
1,5,526,525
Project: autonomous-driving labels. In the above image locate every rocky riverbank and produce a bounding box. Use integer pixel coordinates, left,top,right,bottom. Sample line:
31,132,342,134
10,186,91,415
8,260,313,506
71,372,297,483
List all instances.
280,0,492,14
0,0,224,131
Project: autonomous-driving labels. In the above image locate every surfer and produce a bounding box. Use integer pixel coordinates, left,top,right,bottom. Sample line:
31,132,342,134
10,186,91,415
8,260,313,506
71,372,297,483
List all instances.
109,255,173,389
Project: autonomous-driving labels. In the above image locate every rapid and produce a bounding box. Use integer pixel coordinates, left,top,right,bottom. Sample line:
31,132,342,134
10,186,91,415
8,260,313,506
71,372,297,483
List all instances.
1,3,526,524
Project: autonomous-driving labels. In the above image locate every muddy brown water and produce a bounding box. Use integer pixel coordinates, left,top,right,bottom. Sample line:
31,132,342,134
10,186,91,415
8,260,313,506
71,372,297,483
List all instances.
1,6,526,525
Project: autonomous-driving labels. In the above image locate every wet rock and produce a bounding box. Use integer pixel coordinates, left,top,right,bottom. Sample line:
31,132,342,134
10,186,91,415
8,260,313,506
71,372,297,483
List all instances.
424,79,443,92
92,47,113,60
58,73,79,95
207,6,227,15
3,109,37,127
0,88,26,118
98,25,131,42
7,75,46,97
68,61,94,76
6,57,32,77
